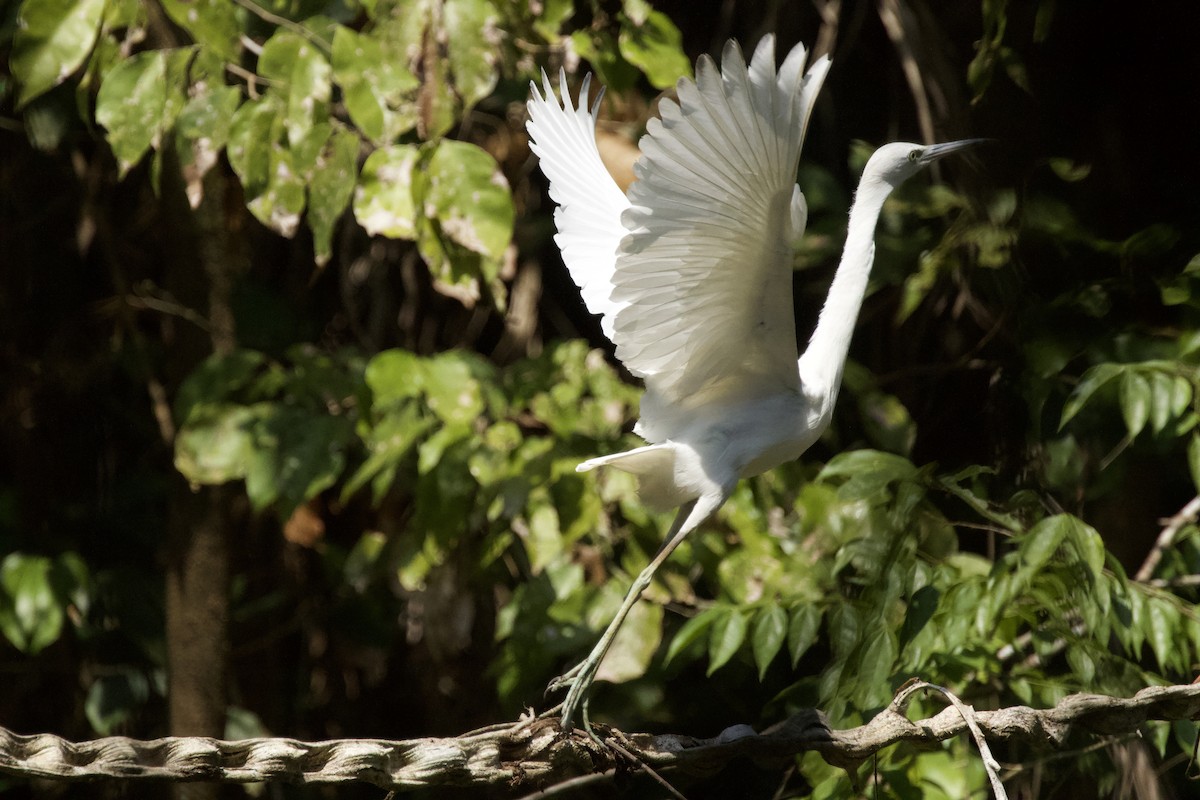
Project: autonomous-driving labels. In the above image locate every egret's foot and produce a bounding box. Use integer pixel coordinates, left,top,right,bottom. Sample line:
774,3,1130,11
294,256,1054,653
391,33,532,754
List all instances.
545,661,583,696
558,657,601,731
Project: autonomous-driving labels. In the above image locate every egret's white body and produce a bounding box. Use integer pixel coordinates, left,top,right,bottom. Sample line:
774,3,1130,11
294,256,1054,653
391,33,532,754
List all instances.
526,35,979,729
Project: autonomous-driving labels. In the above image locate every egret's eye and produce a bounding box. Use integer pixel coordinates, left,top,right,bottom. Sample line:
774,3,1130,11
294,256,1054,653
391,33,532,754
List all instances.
907,149,921,162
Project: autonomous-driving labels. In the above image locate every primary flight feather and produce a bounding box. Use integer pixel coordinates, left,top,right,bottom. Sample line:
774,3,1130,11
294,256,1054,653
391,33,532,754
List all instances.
526,35,980,730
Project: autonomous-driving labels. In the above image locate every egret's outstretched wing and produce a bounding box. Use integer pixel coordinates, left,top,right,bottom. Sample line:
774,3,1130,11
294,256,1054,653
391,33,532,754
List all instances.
526,71,632,340
612,37,830,408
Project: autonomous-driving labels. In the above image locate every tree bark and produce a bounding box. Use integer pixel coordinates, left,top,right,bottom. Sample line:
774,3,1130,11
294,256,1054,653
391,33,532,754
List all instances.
161,164,243,800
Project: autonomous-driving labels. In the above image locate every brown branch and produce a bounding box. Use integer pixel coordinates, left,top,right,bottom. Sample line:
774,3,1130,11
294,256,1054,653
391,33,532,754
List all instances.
0,685,1197,791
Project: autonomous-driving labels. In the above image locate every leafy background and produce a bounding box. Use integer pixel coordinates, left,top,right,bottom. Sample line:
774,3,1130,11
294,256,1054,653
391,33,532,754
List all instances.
2,0,1200,797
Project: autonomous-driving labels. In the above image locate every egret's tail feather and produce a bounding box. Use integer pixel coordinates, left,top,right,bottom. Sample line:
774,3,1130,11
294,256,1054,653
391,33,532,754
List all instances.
577,445,687,512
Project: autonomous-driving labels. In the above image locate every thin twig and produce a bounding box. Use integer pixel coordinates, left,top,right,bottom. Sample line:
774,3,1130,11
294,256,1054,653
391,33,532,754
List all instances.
514,771,614,800
231,0,332,51
608,736,688,800
915,682,1009,800
1136,494,1200,582
877,0,935,147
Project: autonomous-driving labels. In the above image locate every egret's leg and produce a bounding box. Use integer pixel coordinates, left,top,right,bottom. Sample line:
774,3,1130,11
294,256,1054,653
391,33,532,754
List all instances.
554,491,727,730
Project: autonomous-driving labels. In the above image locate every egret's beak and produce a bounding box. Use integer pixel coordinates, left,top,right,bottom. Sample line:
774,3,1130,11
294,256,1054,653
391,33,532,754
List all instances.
919,138,991,164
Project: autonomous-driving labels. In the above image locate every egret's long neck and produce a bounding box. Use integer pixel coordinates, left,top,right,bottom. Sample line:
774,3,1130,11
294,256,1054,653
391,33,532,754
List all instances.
799,180,892,393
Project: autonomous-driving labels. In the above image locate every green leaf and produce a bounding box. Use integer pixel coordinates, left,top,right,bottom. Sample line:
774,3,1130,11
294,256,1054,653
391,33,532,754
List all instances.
617,9,691,89
570,29,640,92
258,31,332,144
160,0,242,60
173,350,267,423
1190,433,1200,493
1170,376,1193,418
444,0,501,106
332,25,418,143
95,49,192,176
1067,517,1105,579
174,403,260,485
1146,599,1180,673
787,604,821,666
227,98,279,198
524,502,561,574
341,402,433,504
664,608,718,666
423,139,514,263
354,145,421,239
376,0,456,139
707,608,748,675
819,449,918,483
11,0,106,107
243,407,352,516
246,144,307,237
1066,643,1095,683
751,605,787,680
854,624,897,706
364,349,425,408
307,128,360,265
85,670,150,734
1148,370,1176,434
899,585,939,650
1019,514,1072,575
422,353,487,425
1059,363,1123,429
175,85,242,206
1048,158,1092,183
0,553,63,654
532,0,574,39
1119,370,1151,437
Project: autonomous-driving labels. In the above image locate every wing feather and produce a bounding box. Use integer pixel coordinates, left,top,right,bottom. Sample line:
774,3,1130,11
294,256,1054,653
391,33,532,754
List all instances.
526,70,631,339
610,37,830,415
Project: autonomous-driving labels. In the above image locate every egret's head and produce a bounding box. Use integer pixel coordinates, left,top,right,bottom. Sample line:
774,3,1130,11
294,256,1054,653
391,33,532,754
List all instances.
866,139,986,189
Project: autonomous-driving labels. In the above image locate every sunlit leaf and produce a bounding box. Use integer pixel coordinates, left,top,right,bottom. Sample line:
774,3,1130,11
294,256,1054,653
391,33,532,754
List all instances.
160,0,241,60
95,48,192,176
258,31,332,144
617,9,690,89
332,25,418,142
751,605,787,680
524,502,561,574
1146,599,1180,673
707,608,747,675
227,98,280,198
444,0,501,106
0,554,63,654
307,128,360,265
11,0,106,107
174,403,260,485
246,144,307,237
595,600,662,684
175,85,242,207
665,608,718,666
1019,514,1071,577
787,604,821,666
354,145,421,239
426,140,514,260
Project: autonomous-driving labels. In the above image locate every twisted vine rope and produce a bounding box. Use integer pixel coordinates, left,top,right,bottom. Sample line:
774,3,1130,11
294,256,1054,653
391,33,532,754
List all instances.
0,684,1196,790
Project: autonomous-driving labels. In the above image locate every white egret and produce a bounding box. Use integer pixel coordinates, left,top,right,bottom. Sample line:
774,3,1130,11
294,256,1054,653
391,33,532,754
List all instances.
526,36,980,730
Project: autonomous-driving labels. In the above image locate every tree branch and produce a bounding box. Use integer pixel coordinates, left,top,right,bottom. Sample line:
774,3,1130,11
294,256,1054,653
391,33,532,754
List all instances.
0,685,1196,791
